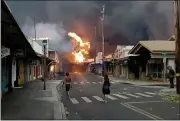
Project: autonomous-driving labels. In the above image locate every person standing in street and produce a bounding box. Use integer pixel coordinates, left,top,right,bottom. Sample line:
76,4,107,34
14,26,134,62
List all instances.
62,72,72,98
102,74,111,103
167,66,175,88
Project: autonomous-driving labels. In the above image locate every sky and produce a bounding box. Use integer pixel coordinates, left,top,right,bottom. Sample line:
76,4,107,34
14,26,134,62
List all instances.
7,1,174,56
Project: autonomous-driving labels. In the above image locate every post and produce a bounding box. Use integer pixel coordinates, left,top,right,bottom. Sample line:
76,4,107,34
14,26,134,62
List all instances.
174,0,180,94
163,56,167,82
43,45,46,90
101,4,105,76
112,53,115,77
94,27,97,64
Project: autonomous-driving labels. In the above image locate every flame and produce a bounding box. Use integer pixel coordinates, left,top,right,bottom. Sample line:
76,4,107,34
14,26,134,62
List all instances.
50,65,54,72
68,32,90,63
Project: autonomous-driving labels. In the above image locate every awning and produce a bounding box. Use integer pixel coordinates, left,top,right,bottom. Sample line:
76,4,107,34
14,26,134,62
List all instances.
1,0,37,58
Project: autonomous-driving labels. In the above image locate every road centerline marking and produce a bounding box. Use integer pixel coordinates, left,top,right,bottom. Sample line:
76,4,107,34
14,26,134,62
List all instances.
126,101,165,104
121,103,163,120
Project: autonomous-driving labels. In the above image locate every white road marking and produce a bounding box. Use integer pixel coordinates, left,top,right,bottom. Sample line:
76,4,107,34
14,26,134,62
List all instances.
106,95,117,100
124,93,140,98
99,82,102,84
144,92,156,95
112,94,129,99
86,82,90,84
135,93,153,97
93,96,104,101
74,82,77,84
92,82,96,84
111,82,116,84
70,98,79,104
81,97,92,103
126,101,165,104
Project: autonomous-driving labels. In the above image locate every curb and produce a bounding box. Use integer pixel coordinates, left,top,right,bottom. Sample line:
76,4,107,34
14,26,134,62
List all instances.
54,80,67,120
98,75,171,87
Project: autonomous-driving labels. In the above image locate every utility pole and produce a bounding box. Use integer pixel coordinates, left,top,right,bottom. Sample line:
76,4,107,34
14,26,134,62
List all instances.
94,27,97,64
43,40,47,90
101,4,105,76
174,0,180,94
34,16,36,41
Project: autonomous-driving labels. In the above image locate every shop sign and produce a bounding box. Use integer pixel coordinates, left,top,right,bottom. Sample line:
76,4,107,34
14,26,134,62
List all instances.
148,59,155,64
30,60,38,65
13,49,24,57
1,46,10,58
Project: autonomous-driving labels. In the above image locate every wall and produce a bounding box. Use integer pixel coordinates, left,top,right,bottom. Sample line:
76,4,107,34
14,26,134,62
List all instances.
32,41,43,55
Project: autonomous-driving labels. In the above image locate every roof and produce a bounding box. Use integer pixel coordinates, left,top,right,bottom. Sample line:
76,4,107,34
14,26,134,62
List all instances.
129,40,175,54
1,0,37,57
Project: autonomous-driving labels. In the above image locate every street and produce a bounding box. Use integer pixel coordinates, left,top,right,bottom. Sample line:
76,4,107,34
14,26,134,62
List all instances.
58,73,179,120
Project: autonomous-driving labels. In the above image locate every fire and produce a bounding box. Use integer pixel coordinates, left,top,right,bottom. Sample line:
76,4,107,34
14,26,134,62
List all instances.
68,32,90,63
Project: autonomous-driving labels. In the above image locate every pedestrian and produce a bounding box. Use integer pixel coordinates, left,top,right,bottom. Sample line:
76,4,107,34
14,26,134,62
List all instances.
167,66,175,88
102,73,111,103
62,72,72,98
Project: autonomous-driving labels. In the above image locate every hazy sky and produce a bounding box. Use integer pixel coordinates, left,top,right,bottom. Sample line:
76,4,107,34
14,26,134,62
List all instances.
7,1,174,54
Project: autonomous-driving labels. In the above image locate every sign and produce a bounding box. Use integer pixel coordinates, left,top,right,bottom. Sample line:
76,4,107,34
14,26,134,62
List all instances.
30,60,39,65
13,49,24,57
148,59,155,64
1,46,10,58
162,52,167,56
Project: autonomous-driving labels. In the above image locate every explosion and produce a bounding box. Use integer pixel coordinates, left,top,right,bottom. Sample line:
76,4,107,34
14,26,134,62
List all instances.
68,32,90,63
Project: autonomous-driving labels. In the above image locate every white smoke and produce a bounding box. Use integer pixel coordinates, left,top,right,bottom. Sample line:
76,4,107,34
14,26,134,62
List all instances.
22,17,72,52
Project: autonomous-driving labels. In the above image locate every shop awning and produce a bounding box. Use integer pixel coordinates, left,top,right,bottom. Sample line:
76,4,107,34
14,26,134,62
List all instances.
1,0,37,58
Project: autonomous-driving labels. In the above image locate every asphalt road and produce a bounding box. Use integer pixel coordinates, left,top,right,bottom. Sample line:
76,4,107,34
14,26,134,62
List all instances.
58,73,180,120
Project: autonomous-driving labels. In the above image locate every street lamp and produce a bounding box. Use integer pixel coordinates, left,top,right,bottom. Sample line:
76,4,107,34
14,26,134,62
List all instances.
42,39,47,90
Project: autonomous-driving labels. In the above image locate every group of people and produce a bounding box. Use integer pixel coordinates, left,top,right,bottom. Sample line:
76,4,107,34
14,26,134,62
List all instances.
62,72,111,103
62,67,175,102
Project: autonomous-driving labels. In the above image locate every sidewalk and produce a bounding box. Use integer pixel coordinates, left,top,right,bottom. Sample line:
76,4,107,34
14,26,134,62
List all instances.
107,75,171,86
1,80,66,120
106,75,178,96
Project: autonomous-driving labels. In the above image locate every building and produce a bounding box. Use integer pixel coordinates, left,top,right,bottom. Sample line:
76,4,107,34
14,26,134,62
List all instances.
128,40,175,81
1,0,38,94
110,45,135,77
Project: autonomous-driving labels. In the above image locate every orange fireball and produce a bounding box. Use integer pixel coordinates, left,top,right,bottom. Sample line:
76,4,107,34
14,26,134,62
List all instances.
68,32,90,63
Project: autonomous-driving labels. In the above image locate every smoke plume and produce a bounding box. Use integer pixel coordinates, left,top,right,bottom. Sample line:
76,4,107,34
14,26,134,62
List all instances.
7,1,174,52
22,17,72,53
103,1,174,44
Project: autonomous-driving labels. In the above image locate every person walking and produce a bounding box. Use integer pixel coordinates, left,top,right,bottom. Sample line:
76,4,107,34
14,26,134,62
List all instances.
62,72,72,98
102,74,111,103
167,66,175,88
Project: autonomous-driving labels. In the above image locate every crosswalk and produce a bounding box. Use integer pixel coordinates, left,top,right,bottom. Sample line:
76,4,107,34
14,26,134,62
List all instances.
69,92,157,104
73,81,120,85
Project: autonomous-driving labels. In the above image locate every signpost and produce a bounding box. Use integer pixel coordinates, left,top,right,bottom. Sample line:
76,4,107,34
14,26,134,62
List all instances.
162,52,167,82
